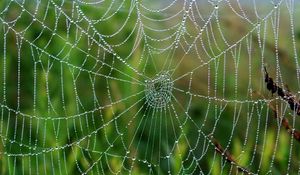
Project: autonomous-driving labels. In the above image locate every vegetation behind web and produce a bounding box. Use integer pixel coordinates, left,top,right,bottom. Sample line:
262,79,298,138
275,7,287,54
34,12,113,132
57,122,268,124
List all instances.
0,0,300,174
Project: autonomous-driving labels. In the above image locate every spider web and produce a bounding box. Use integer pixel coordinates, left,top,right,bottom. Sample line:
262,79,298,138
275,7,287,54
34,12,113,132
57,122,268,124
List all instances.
0,0,300,174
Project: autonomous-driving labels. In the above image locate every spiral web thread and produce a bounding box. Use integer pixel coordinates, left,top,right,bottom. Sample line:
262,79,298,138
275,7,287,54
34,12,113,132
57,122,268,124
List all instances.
0,0,300,174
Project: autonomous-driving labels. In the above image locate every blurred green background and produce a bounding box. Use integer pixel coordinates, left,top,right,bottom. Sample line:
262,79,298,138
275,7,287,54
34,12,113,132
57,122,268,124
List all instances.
1,0,300,174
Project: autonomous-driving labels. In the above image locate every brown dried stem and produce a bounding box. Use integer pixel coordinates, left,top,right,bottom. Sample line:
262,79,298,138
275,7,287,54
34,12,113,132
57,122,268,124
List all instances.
267,101,300,142
264,67,300,142
209,136,255,174
264,66,300,115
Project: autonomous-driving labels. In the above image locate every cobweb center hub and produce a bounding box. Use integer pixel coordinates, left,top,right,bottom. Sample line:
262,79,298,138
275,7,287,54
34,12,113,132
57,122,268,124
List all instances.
145,72,173,108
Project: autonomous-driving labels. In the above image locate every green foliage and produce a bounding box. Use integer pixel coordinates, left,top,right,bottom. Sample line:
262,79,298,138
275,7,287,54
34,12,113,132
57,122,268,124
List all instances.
1,1,300,174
